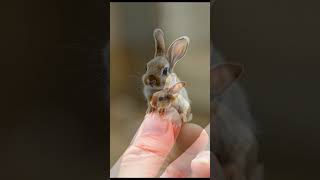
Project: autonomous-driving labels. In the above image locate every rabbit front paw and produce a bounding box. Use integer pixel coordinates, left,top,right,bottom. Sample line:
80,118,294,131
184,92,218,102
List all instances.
158,108,166,115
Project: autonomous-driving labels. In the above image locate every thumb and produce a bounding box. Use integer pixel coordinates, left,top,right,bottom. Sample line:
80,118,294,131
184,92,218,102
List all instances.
118,107,181,177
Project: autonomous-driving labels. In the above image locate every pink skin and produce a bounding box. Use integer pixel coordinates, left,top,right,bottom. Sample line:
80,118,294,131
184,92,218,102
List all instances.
114,107,211,178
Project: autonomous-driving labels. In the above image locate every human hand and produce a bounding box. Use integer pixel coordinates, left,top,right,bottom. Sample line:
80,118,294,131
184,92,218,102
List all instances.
110,107,210,178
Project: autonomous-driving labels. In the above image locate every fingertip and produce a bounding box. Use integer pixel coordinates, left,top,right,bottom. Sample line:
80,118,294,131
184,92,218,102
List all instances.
144,108,182,136
142,112,170,135
191,151,210,178
162,107,180,122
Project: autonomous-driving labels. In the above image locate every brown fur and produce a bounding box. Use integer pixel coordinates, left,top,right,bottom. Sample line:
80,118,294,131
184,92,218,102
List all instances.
142,28,191,116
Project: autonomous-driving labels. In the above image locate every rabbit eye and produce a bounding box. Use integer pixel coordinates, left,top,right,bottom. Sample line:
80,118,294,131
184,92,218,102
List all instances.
162,67,168,76
158,96,164,101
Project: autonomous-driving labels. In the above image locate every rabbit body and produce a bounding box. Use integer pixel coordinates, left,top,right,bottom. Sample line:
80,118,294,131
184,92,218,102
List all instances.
143,67,190,107
142,28,191,122
171,93,192,122
150,78,192,123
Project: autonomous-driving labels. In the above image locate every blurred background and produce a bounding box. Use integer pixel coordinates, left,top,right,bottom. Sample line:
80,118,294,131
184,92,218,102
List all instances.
212,0,320,179
110,2,210,167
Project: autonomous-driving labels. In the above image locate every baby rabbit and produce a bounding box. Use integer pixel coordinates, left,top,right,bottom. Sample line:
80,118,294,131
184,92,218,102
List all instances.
149,76,192,123
142,28,191,116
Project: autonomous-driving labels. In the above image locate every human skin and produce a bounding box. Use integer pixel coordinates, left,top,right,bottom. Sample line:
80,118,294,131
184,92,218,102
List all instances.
110,107,213,178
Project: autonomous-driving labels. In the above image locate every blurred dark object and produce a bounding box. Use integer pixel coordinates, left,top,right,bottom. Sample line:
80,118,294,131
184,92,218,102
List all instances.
1,0,108,179
211,48,263,180
213,0,320,179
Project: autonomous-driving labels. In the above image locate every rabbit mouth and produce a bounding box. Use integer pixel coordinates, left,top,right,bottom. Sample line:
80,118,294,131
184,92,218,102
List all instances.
149,84,162,89
145,77,162,88
149,82,158,87
145,83,163,90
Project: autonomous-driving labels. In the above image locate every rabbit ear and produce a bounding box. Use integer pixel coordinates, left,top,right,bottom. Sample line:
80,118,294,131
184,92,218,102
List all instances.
166,36,189,70
153,28,166,57
169,81,186,95
211,63,243,97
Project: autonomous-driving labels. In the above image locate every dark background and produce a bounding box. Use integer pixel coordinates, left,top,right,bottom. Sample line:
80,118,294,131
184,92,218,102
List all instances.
1,0,108,179
2,0,320,179
213,0,320,179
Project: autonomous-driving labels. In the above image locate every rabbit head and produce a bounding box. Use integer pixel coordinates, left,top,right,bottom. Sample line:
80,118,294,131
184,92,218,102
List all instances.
150,81,186,109
142,28,190,90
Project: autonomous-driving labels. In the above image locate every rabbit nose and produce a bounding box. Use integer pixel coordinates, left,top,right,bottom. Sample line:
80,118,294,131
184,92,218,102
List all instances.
147,75,158,86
